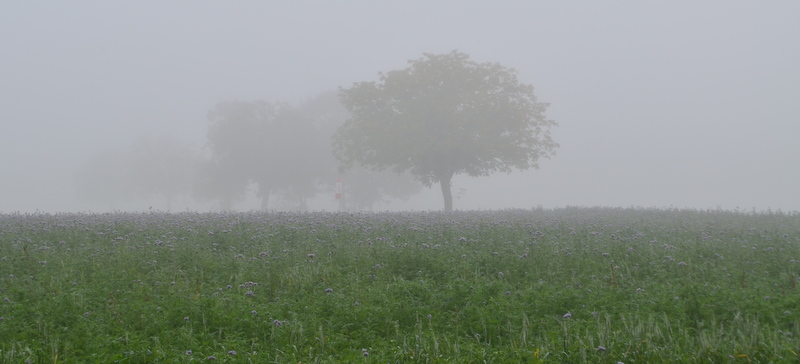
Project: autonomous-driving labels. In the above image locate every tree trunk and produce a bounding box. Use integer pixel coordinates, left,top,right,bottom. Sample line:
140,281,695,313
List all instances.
260,191,271,210
438,172,454,212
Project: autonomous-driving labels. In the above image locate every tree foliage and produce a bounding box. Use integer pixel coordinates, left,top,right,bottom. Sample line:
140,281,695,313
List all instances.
201,100,330,210
300,91,422,211
334,50,558,211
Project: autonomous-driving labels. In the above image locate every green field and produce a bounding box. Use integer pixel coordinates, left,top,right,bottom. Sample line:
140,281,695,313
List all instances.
1,208,798,363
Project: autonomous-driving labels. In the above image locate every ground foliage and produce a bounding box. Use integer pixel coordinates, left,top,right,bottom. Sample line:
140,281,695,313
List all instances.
0,208,798,363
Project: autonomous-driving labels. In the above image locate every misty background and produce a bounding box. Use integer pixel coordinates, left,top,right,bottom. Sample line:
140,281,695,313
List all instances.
1,2,798,213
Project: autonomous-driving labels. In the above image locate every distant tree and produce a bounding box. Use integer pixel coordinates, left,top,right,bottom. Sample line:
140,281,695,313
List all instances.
75,149,136,210
334,50,558,211
76,136,199,211
129,136,199,211
299,91,422,210
203,100,329,210
193,157,248,211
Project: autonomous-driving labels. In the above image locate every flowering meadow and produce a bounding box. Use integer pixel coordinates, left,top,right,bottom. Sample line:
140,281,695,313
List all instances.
1,208,798,363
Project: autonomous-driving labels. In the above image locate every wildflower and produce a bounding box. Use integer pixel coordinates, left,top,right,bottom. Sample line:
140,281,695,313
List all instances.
228,351,236,356
764,296,770,300
520,253,528,258
373,264,381,269
498,272,504,278
273,319,282,327
251,310,257,315
785,311,791,315
427,314,432,320
307,253,315,259
207,355,216,360
245,291,254,297
226,285,232,289
493,252,499,256
602,253,609,257
185,350,192,355
678,261,687,266
363,348,369,357
563,312,572,318
504,291,511,295
184,317,190,321
461,254,466,258
597,346,606,351
324,288,333,293
591,311,598,316
83,311,90,317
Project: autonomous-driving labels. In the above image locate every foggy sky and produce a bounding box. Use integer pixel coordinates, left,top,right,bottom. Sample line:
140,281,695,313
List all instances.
2,1,799,213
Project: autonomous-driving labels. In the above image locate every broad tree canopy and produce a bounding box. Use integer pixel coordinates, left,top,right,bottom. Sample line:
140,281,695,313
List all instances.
334,50,558,211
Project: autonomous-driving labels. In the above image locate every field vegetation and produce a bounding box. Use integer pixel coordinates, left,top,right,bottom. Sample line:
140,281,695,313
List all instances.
1,208,798,363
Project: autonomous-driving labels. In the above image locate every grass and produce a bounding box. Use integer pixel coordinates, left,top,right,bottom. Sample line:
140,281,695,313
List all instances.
0,207,798,363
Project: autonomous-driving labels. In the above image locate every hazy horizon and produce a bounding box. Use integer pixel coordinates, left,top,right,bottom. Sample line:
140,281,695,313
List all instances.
2,2,799,213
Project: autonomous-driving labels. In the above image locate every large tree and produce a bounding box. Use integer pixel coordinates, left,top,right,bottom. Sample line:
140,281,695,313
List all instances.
334,50,558,211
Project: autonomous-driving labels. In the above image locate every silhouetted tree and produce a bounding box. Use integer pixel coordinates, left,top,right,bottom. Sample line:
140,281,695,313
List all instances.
76,136,199,211
129,136,199,211
334,50,558,211
203,100,329,210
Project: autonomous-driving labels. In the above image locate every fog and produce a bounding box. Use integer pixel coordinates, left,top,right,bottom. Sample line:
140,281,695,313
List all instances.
2,2,798,213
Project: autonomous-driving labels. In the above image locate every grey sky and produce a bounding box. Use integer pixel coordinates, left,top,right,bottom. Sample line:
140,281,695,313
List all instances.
1,2,798,212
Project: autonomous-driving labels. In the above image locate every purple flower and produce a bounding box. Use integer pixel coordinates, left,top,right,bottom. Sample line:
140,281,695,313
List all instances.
273,319,282,327
307,253,315,259
206,355,216,360
597,346,606,351
184,317,190,321
251,310,257,315
678,261,687,266
324,288,333,293
562,312,572,319
245,291,254,297
228,350,236,356
185,350,192,355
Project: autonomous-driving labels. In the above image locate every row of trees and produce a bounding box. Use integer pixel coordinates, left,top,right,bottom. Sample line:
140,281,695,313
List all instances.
76,51,557,211
76,92,421,211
